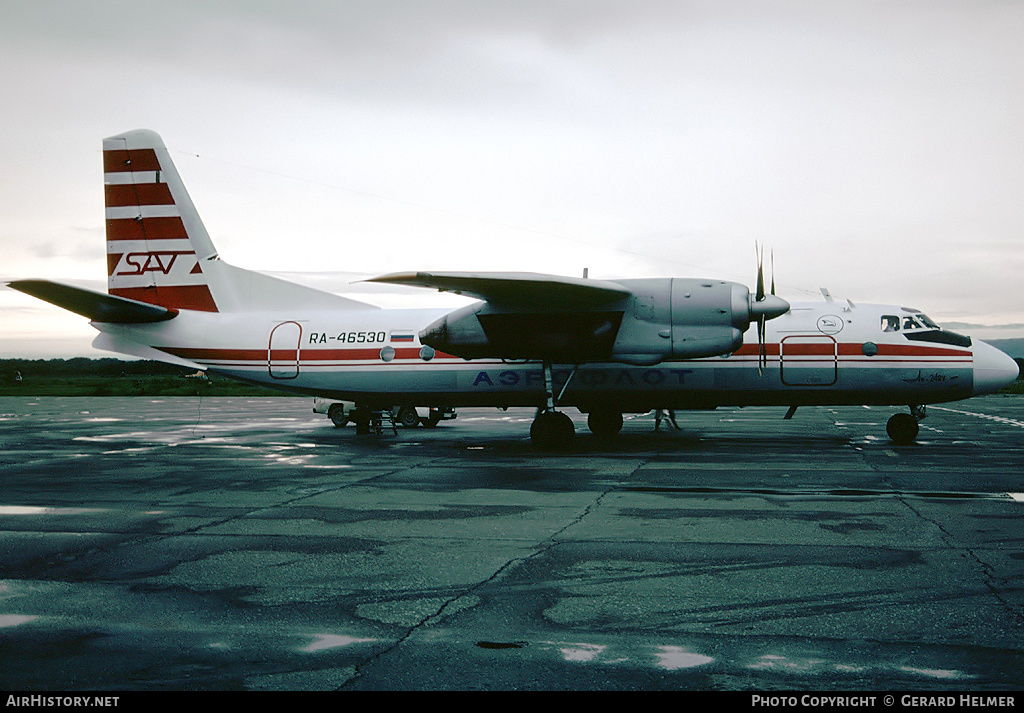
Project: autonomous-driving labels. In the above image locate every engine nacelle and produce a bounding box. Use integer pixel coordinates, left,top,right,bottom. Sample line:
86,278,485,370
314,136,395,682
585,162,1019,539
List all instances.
419,276,788,364
419,302,623,362
608,278,746,363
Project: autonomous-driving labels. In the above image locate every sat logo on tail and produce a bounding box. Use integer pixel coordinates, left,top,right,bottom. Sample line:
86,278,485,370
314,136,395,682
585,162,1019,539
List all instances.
112,250,197,276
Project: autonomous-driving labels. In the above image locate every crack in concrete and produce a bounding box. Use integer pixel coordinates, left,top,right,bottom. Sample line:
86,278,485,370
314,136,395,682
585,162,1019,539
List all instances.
339,458,646,689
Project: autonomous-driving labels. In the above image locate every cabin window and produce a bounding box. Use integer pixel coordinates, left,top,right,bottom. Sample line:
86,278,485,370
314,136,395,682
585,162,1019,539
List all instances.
881,315,899,332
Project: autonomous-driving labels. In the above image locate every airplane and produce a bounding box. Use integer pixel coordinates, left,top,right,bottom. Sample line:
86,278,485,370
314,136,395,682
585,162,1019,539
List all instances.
7,129,1019,448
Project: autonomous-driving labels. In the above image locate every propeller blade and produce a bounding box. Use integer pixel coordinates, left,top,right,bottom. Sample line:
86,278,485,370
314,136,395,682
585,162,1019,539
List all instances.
758,316,766,371
752,245,787,373
755,243,765,302
755,242,766,372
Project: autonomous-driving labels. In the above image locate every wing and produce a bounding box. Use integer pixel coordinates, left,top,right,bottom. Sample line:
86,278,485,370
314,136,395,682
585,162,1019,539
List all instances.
368,271,785,364
366,271,631,308
367,271,632,362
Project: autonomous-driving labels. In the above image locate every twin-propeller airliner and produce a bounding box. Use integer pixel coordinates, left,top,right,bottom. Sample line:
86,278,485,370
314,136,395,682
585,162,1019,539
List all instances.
8,130,1019,448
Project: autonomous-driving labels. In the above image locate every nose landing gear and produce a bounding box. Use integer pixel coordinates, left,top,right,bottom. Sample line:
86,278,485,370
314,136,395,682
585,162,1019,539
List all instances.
887,405,925,445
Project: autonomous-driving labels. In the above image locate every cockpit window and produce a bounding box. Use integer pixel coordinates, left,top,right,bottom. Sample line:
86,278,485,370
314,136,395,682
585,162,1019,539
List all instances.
881,312,969,346
883,314,939,332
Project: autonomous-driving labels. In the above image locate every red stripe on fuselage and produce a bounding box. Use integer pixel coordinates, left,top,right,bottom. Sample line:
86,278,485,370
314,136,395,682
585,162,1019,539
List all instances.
161,347,266,361
732,344,779,357
156,342,969,365
157,346,452,363
731,342,970,359
842,342,970,359
302,348,427,361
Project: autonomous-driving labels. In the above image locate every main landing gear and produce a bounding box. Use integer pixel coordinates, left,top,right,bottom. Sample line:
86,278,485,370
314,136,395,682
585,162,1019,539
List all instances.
531,409,575,450
529,363,627,449
530,362,581,450
531,406,625,448
887,405,925,445
586,407,624,440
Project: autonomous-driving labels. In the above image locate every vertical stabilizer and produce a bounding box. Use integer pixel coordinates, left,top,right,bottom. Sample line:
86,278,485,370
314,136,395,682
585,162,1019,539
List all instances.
102,130,373,313
103,129,219,312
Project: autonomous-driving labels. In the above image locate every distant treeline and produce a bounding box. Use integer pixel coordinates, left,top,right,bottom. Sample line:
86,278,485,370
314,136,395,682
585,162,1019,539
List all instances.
0,358,285,397
2,357,182,380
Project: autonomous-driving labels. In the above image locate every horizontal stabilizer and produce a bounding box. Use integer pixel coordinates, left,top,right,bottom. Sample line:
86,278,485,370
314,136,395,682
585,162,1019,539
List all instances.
91,332,201,369
9,279,178,323
367,271,631,309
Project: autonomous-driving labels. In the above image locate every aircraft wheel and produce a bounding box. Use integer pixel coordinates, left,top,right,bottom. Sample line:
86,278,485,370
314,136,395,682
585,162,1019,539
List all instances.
352,407,371,435
328,404,348,428
531,410,575,450
886,412,919,445
587,408,623,439
396,406,420,428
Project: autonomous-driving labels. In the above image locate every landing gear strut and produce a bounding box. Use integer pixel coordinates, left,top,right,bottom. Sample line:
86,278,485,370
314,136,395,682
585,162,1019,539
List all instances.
529,362,577,450
887,405,925,445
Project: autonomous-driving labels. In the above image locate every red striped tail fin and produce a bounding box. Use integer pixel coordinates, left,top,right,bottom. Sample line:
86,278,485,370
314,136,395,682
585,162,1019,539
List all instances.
103,130,219,312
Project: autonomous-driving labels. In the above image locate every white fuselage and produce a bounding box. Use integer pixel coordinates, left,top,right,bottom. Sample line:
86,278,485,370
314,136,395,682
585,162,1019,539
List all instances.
92,298,1015,412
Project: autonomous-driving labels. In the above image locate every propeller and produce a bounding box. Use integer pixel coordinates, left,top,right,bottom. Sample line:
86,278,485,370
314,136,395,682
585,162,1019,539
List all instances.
750,243,789,371
757,244,766,369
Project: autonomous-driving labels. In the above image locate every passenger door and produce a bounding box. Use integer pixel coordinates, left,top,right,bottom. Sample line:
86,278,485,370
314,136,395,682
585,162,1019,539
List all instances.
268,321,301,379
780,335,837,386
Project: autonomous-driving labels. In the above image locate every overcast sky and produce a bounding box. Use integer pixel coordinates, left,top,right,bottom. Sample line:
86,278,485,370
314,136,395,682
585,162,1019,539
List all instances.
3,0,1023,357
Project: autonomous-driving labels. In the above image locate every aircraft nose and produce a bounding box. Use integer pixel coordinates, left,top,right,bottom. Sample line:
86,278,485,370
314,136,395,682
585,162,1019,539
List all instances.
972,340,1019,396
